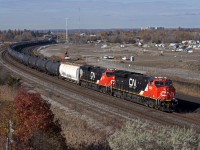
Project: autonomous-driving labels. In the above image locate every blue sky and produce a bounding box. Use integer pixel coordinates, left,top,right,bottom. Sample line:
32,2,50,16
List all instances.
1,0,200,30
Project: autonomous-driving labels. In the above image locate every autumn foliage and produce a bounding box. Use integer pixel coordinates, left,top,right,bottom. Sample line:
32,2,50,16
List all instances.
14,91,55,142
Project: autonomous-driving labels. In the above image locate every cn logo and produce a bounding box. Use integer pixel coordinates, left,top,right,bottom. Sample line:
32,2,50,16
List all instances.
90,72,95,80
129,78,137,89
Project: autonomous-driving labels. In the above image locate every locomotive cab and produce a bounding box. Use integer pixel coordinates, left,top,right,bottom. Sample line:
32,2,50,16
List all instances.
98,69,116,86
145,77,175,101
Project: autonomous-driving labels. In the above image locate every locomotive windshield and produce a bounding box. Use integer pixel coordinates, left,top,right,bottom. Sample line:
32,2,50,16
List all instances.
106,72,114,77
155,81,164,87
155,80,173,87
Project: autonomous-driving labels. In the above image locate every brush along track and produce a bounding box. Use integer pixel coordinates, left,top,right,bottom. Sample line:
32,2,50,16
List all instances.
1,47,200,133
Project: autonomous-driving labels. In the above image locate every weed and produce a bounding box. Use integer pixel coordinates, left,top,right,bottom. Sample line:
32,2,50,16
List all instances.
109,120,200,150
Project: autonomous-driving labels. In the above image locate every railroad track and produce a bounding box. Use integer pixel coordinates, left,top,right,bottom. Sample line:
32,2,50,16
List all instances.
1,47,200,133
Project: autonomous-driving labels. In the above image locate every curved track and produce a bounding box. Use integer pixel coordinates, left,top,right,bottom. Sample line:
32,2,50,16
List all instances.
1,46,200,133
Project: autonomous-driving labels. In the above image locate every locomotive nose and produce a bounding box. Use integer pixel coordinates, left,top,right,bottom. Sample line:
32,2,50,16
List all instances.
164,87,175,100
161,88,167,96
160,87,171,99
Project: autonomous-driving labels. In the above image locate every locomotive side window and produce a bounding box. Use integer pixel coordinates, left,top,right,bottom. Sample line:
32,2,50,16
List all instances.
155,81,164,87
165,80,172,86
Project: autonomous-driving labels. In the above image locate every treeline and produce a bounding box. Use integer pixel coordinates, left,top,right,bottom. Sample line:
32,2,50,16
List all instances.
1,28,200,44
138,29,200,43
69,28,200,44
0,29,43,42
105,29,200,44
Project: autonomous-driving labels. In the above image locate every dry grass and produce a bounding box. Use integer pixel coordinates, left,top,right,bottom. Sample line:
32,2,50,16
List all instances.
173,81,200,98
51,106,109,149
0,85,17,150
0,85,19,101
169,76,200,98
109,120,200,150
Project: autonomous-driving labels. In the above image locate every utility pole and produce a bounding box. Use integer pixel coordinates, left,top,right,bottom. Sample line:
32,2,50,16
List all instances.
57,30,58,43
65,18,68,44
6,120,14,150
79,8,80,33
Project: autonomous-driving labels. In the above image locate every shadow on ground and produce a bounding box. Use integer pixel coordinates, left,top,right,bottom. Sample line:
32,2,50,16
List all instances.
175,94,200,113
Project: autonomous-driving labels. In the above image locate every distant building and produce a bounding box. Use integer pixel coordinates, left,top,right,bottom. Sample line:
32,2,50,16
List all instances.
141,27,165,30
80,33,85,37
89,34,97,37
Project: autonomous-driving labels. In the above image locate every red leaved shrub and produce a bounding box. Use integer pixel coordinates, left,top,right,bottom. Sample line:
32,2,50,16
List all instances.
14,91,54,142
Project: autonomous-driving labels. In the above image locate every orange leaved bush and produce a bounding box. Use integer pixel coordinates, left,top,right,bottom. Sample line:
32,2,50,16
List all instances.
14,91,54,142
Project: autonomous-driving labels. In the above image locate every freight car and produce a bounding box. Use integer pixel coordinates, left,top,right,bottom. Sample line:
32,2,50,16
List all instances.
59,63,81,83
45,60,60,76
35,58,50,72
22,54,31,66
28,55,40,68
7,40,178,112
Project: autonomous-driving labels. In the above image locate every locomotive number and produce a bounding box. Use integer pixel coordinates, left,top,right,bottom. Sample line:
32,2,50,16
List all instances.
90,72,95,80
129,78,137,89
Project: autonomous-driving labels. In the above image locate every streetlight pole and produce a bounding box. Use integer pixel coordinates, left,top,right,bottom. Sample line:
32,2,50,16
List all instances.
65,18,68,44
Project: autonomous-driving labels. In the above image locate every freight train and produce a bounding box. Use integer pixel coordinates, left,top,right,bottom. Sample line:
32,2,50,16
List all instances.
7,40,178,112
